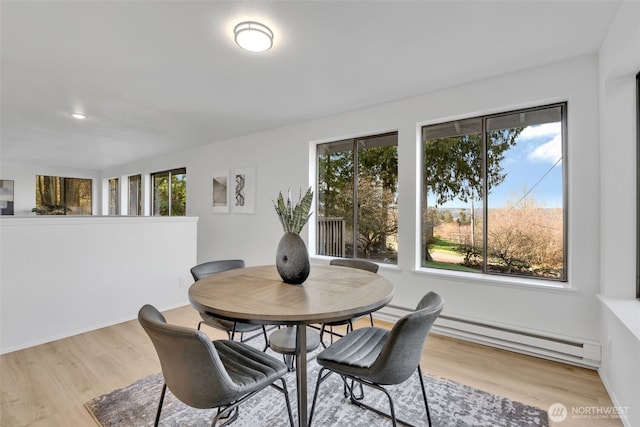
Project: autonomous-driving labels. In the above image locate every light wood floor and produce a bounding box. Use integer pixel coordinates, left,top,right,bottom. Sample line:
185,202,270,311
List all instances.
0,305,621,427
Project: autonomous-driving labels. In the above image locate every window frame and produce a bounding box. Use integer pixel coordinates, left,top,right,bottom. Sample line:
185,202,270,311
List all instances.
108,178,119,215
420,102,568,283
128,174,143,216
315,131,399,264
35,175,93,215
151,167,187,217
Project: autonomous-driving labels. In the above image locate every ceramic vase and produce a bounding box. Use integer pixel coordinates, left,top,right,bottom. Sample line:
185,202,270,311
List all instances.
276,232,310,284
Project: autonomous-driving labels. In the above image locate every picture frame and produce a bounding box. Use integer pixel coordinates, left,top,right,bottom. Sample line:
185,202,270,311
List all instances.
0,180,14,215
232,167,256,214
211,171,230,214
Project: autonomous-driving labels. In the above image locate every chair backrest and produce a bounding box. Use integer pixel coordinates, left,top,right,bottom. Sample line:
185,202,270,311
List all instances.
329,258,379,273
138,304,238,409
190,259,245,281
369,292,443,384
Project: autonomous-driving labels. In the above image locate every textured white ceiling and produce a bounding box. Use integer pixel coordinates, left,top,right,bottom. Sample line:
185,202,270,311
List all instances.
0,1,620,170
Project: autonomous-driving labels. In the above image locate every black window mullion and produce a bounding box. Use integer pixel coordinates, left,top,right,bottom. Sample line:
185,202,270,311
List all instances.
167,170,173,216
352,139,359,258
481,117,489,274
636,71,639,299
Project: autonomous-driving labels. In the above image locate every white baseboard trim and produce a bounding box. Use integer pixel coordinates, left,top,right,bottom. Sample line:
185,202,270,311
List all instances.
375,305,601,369
0,300,189,355
598,370,632,427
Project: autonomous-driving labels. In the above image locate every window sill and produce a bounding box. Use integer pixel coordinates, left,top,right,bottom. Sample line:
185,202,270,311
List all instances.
0,216,199,225
598,295,640,341
413,267,579,294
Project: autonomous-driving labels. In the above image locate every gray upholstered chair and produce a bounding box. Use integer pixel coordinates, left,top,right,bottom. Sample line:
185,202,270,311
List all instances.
329,258,380,273
138,304,294,427
320,258,379,344
190,259,269,350
308,292,444,427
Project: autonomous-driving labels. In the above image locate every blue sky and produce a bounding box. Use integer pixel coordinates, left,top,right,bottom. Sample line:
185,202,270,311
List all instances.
493,122,563,208
433,122,563,210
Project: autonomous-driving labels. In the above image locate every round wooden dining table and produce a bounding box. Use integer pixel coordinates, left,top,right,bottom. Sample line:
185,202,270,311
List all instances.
188,264,394,427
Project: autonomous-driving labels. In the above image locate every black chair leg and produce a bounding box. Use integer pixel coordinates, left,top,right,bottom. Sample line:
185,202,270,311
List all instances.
273,377,295,427
417,366,432,427
215,406,239,425
207,379,294,427
313,368,428,427
154,382,167,427
283,354,294,372
349,379,364,400
212,403,241,426
261,326,269,351
319,324,327,348
346,380,400,426
346,375,427,427
340,375,363,400
309,368,333,427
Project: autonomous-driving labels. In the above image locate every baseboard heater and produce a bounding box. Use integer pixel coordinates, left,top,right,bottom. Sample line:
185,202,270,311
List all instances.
375,305,601,369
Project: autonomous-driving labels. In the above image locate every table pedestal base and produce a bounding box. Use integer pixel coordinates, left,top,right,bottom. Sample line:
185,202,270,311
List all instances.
296,325,308,427
269,327,321,371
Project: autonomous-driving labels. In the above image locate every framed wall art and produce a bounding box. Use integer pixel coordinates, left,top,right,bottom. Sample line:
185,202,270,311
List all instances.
0,180,14,215
211,171,230,214
232,167,256,214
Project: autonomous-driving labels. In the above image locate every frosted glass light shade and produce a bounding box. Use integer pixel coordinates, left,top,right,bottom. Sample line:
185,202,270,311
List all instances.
234,21,273,52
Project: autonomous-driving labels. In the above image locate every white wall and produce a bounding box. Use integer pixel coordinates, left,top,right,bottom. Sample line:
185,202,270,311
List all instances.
102,54,603,354
0,160,101,215
597,2,640,426
0,216,198,353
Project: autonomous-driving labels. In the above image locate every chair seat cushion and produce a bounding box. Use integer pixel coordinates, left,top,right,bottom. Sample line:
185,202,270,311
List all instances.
201,312,263,334
317,327,388,374
213,340,288,393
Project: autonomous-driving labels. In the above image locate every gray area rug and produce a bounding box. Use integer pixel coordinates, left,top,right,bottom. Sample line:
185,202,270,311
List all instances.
85,332,548,426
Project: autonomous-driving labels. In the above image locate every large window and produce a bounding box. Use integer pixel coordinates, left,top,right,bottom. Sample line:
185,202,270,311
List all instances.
108,178,119,215
152,168,186,216
128,174,142,216
317,132,398,264
35,175,92,215
421,103,567,281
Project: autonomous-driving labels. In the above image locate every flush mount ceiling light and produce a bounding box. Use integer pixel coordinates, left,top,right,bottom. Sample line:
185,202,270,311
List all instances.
234,21,273,52
69,112,87,120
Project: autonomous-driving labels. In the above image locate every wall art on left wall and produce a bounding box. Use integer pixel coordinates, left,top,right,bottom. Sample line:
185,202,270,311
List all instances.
0,180,14,215
212,171,230,214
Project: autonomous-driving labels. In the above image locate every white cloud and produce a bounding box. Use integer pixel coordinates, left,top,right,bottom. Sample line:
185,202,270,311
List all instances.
528,134,562,164
520,123,562,164
520,122,561,139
